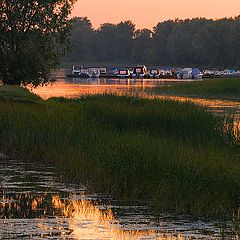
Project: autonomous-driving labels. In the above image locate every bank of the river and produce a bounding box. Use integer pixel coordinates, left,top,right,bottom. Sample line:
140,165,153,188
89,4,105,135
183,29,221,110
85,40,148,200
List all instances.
153,78,240,101
0,85,239,220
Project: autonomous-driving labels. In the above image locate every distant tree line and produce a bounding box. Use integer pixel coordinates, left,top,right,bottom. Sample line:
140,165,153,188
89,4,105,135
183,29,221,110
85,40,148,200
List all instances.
66,16,240,69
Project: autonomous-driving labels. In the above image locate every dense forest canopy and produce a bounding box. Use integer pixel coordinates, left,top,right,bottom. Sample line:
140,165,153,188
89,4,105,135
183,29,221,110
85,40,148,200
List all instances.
66,16,240,69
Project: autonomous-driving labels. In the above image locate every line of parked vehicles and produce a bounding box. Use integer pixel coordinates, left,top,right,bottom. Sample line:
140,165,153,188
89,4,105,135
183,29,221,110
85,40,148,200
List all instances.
67,65,240,79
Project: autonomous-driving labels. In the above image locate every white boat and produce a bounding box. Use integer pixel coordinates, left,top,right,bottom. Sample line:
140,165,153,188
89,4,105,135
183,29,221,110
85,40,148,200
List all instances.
72,65,82,75
99,68,107,77
149,69,160,78
88,68,100,78
132,65,148,78
71,65,90,77
224,69,238,76
178,68,202,79
117,68,131,78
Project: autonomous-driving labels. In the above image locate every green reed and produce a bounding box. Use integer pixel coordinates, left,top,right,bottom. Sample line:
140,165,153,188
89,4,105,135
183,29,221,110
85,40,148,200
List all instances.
0,86,239,219
153,78,240,100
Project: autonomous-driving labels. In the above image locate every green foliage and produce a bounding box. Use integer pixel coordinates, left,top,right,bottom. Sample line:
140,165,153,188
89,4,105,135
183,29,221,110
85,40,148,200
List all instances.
66,16,240,68
0,86,239,219
151,18,240,67
68,17,96,62
65,18,140,63
0,0,76,86
0,85,41,103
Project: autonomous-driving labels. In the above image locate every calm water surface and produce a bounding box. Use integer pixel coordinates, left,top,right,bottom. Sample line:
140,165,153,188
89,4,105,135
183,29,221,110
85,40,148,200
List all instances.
32,69,240,117
2,70,240,239
0,154,238,239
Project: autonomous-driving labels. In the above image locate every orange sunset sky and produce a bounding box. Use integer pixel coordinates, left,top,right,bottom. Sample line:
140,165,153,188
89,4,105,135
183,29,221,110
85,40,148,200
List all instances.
72,0,240,29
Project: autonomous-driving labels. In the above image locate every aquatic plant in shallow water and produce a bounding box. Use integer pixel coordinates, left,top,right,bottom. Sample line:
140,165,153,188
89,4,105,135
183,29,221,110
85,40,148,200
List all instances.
0,86,239,219
153,78,240,100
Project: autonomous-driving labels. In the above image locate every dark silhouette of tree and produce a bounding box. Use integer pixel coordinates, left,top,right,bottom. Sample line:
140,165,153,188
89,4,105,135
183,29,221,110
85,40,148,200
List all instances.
66,16,240,69
114,21,135,61
0,0,76,86
132,29,152,63
66,17,96,62
95,23,118,61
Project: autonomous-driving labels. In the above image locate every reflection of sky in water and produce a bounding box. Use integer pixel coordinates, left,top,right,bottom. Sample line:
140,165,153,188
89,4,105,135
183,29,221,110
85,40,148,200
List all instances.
32,78,187,99
31,70,240,119
31,68,195,99
156,95,240,118
0,155,237,239
5,70,240,239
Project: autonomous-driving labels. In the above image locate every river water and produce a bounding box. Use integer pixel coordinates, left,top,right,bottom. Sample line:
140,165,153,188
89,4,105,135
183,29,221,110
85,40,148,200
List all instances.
31,69,240,118
1,71,240,239
0,154,238,239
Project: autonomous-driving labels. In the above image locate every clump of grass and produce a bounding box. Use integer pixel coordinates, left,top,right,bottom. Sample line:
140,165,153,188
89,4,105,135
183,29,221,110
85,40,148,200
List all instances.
0,85,41,103
153,78,240,100
0,86,239,219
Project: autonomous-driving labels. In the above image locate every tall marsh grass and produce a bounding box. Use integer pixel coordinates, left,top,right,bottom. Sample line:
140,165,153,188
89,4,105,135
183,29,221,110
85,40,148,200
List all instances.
0,86,239,219
154,78,240,100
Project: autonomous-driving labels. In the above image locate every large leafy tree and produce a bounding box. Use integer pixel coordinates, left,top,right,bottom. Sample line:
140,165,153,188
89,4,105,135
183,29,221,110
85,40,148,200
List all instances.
67,17,96,62
131,29,152,63
115,21,135,61
0,0,76,86
95,23,118,61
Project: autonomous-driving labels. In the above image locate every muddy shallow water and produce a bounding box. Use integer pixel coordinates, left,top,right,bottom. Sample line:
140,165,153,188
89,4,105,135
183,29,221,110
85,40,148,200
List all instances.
0,154,238,239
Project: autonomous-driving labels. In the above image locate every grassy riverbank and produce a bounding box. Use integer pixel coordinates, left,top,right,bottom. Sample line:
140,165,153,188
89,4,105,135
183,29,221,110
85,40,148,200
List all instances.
154,78,240,100
0,85,239,219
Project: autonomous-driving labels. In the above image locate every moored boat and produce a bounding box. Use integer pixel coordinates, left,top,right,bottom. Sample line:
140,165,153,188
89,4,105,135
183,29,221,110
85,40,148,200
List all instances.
88,68,100,78
178,68,202,79
117,68,131,78
132,65,148,78
99,68,108,77
149,68,160,78
67,65,90,78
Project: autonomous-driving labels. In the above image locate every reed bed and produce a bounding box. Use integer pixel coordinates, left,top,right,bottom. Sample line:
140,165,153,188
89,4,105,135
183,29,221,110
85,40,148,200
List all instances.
154,78,240,100
0,86,239,219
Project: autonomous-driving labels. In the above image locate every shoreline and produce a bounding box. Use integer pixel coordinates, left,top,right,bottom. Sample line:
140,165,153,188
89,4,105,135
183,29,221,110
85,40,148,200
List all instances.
155,93,240,103
0,85,240,220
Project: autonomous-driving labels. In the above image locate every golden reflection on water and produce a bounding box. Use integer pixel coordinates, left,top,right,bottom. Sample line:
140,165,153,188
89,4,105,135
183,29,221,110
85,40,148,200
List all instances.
31,79,157,99
1,193,46,218
51,195,184,240
31,78,240,137
31,79,240,115
156,95,240,112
